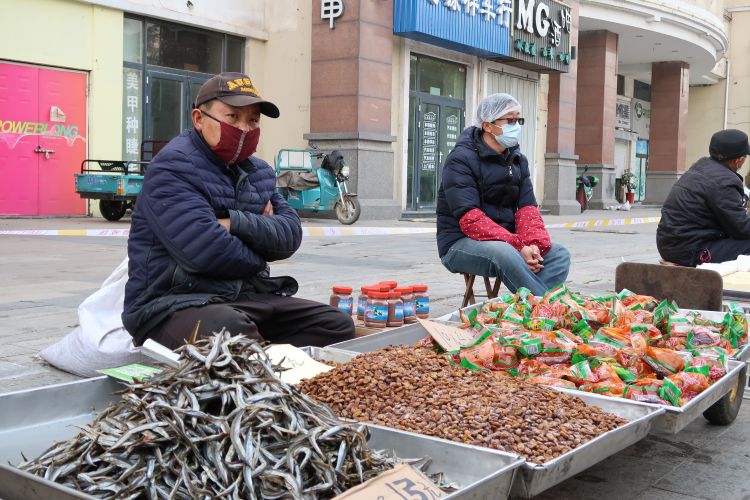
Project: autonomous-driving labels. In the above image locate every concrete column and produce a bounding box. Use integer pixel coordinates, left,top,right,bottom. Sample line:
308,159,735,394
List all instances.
543,0,580,215
645,61,690,204
307,0,400,219
574,30,619,209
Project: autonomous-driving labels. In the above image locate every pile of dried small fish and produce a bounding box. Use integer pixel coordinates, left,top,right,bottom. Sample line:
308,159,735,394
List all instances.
18,332,402,499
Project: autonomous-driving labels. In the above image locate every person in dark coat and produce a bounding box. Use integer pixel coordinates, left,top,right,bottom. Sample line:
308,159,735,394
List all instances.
437,93,570,296
123,72,355,349
657,129,750,266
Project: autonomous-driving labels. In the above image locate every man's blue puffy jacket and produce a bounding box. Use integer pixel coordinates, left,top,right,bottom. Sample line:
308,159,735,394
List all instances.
122,129,302,344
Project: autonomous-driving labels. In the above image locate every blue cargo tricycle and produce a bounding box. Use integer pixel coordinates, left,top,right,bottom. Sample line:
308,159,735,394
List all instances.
74,159,147,221
274,148,360,225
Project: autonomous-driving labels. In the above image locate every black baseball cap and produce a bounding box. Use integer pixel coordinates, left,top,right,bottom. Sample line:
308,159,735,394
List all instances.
709,129,750,161
194,72,280,118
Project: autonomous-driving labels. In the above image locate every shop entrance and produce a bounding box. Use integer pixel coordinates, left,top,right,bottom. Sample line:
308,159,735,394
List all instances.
0,61,87,216
145,71,208,143
406,55,465,212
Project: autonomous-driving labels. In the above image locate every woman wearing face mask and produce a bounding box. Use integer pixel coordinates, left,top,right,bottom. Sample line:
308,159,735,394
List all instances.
436,93,571,296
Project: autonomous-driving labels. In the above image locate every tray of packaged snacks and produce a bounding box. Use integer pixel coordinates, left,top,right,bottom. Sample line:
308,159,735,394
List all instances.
300,345,664,498
331,286,748,433
0,334,523,500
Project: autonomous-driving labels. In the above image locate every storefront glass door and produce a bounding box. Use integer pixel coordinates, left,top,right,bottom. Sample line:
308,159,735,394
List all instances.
407,55,465,212
145,71,209,143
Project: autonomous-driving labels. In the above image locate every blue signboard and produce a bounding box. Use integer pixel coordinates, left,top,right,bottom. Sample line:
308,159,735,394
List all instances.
394,0,512,58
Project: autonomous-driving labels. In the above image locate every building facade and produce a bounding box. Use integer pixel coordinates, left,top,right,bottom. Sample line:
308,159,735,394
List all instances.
0,0,311,216
0,0,741,218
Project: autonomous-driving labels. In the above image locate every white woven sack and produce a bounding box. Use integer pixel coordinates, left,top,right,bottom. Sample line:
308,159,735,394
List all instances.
38,257,148,377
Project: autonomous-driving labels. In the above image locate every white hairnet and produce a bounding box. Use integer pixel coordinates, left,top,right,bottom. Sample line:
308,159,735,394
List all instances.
473,93,522,127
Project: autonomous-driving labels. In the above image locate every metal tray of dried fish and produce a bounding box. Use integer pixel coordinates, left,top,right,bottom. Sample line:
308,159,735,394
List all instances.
304,347,664,499
0,372,523,499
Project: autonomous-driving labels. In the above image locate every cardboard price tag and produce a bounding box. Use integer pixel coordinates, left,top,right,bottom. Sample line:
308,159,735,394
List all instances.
417,319,477,352
333,463,444,499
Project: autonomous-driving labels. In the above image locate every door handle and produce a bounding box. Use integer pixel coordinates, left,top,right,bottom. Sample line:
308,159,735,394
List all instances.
34,146,56,160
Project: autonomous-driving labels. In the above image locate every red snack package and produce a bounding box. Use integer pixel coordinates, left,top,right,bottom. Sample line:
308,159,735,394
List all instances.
579,342,618,359
517,359,551,378
525,376,577,389
668,371,709,395
690,356,727,381
663,337,687,351
459,338,496,369
643,346,686,377
492,344,520,370
593,363,621,383
580,380,626,398
623,378,668,404
616,347,657,378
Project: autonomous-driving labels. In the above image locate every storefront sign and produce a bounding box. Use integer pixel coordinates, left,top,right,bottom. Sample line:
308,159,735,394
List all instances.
510,0,571,71
394,0,511,57
616,97,631,130
321,0,344,29
631,98,651,139
421,111,437,170
122,68,142,161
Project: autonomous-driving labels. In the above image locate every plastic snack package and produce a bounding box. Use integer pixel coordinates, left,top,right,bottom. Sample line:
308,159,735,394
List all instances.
580,380,626,398
642,346,686,376
525,376,577,389
623,378,669,405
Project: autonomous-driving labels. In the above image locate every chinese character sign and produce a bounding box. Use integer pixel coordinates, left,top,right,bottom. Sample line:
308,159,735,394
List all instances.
511,0,572,71
322,0,344,29
122,68,142,161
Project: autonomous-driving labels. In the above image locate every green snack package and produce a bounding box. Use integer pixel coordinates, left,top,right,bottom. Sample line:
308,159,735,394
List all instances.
667,314,692,337
660,377,682,406
569,359,595,382
543,284,569,304
616,288,634,300
526,317,557,332
721,303,747,349
683,364,710,377
516,337,542,357
611,363,637,383
594,330,628,349
653,300,679,328
572,319,594,342
501,306,527,326
459,357,485,371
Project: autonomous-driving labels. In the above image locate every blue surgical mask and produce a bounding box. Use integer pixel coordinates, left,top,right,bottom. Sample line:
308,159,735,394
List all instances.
494,122,522,148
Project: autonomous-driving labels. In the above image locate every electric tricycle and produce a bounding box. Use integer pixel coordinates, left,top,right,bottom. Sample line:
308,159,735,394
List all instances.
274,147,360,225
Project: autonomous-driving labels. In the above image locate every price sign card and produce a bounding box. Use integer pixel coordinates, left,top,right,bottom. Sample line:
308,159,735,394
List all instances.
417,319,477,352
333,463,444,499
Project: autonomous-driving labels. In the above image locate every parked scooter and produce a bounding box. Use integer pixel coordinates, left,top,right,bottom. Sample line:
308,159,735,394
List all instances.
575,166,600,213
275,146,361,225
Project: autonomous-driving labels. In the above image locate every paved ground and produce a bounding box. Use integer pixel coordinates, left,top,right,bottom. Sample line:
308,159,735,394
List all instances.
1,207,748,499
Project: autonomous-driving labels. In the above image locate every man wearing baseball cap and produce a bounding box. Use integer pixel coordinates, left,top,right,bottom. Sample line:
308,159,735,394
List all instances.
122,72,355,349
657,129,750,266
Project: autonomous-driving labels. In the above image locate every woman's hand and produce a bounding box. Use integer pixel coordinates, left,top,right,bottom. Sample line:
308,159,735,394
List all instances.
520,245,544,273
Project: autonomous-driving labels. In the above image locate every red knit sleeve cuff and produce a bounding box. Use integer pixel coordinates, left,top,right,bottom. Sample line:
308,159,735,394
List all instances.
515,205,551,255
459,208,523,250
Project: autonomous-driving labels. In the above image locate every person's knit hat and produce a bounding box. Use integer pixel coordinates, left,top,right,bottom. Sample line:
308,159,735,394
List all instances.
709,129,750,161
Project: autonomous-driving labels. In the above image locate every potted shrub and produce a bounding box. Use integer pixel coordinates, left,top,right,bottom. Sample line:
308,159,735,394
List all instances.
621,169,637,204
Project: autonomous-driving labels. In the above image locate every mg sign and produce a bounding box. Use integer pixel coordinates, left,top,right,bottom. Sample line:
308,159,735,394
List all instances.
511,0,572,71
